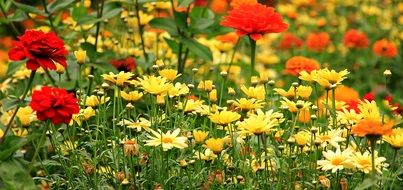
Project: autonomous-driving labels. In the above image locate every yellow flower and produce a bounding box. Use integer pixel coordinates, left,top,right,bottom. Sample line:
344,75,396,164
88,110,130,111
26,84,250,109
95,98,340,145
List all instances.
383,128,403,149
16,106,36,126
293,131,311,147
204,138,225,154
317,148,354,173
158,69,181,81
0,128,4,138
209,110,241,126
102,72,134,87
118,118,151,132
168,83,189,97
156,94,165,105
317,129,345,148
351,151,387,174
209,89,218,103
280,98,311,112
145,128,188,151
176,99,204,112
121,91,143,102
314,68,349,88
138,75,171,95
12,128,28,137
337,108,362,127
85,95,110,107
74,50,86,64
237,109,278,135
193,149,217,161
197,80,214,92
297,85,312,99
70,107,96,126
60,141,77,155
274,86,295,99
299,70,318,82
358,100,382,121
231,98,264,112
193,130,209,144
241,85,265,100
138,11,153,25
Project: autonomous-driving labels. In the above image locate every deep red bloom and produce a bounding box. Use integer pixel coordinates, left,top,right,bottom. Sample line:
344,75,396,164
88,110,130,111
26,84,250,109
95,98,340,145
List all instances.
279,33,303,50
109,57,136,72
30,86,79,125
220,3,288,41
363,92,375,101
343,29,369,49
8,30,68,70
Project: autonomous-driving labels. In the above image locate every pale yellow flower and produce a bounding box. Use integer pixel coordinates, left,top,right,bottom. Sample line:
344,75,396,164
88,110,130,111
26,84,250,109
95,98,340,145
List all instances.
85,95,110,107
317,148,354,173
16,106,36,126
145,128,188,151
351,151,387,174
209,110,241,126
138,75,171,95
159,69,181,81
121,91,143,102
118,118,151,132
241,85,265,100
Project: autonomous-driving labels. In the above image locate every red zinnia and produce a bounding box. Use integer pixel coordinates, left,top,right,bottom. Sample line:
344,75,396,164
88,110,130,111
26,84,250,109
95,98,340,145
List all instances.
220,3,288,41
30,86,79,125
8,30,68,70
343,29,369,49
284,56,320,76
372,39,398,58
279,33,303,50
306,32,330,52
110,57,136,72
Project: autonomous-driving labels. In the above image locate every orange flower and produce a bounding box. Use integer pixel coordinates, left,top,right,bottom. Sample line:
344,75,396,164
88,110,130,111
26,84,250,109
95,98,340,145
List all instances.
221,3,288,41
343,29,369,49
319,86,359,103
216,32,239,44
373,39,398,58
211,0,229,13
284,56,320,76
230,0,257,9
351,119,394,137
278,33,303,50
306,32,330,52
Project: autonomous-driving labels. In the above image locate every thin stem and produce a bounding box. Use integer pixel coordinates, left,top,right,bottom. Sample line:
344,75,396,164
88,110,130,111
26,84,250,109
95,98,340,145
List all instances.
248,36,256,83
41,0,57,34
0,2,20,36
44,69,56,86
135,0,149,62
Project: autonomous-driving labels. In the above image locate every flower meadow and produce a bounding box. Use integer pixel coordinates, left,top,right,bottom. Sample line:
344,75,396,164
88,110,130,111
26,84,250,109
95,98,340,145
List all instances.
0,0,402,189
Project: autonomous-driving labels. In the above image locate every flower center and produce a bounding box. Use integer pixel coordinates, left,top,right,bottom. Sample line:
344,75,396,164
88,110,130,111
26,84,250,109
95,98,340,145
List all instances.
162,137,173,144
331,157,344,166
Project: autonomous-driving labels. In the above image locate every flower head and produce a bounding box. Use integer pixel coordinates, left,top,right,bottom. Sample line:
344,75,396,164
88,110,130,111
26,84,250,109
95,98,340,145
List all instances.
383,128,403,149
221,3,288,41
204,138,225,154
110,57,136,72
306,32,330,52
8,30,68,70
193,130,209,144
138,75,172,95
284,56,320,76
351,118,394,137
30,86,79,124
209,110,241,126
373,39,398,58
343,29,369,49
317,148,354,173
145,128,188,151
351,151,387,174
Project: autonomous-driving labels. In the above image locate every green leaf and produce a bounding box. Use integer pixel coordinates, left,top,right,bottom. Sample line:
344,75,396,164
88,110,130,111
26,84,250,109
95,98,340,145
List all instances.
47,0,75,14
1,98,19,111
72,5,87,21
78,7,122,25
0,158,39,190
354,177,379,190
0,136,27,161
149,18,178,36
13,2,44,15
6,60,25,77
164,37,179,54
179,37,213,61
80,42,97,61
173,11,187,31
177,0,194,8
7,9,28,22
87,61,118,73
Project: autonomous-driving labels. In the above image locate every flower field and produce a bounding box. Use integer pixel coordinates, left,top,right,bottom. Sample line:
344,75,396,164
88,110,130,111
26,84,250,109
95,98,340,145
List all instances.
0,0,402,189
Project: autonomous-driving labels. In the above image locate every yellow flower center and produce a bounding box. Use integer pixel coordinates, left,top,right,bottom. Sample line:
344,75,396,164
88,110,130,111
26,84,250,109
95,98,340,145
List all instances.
162,137,173,143
331,157,344,166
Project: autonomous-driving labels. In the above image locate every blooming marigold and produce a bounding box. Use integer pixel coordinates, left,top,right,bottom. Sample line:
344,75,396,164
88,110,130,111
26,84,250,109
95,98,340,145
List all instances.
351,119,394,137
343,29,369,49
30,86,79,125
284,56,320,76
8,30,68,70
306,32,330,52
372,39,398,58
221,3,288,41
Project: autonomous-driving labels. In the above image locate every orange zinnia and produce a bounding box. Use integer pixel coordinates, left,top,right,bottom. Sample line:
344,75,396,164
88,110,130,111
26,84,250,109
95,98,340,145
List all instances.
284,56,320,76
220,3,288,41
351,119,394,137
279,33,303,50
373,39,398,58
306,32,330,52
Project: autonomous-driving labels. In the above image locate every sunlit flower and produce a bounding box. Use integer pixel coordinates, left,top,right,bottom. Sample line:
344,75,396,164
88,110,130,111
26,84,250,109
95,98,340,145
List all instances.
176,99,205,112
240,85,265,100
193,149,217,161
317,129,345,148
293,130,311,147
138,75,172,95
16,106,36,126
314,68,349,88
237,109,278,135
221,3,288,41
351,151,387,174
121,91,143,102
74,50,86,64
280,97,311,112
209,110,241,126
351,118,394,137
317,148,354,173
306,32,331,52
373,39,398,58
197,80,213,92
383,128,403,148
102,71,134,87
343,29,369,49
70,107,96,126
85,95,110,107
204,138,225,154
231,98,264,112
118,118,151,132
159,69,181,81
168,82,189,97
145,128,188,151
284,56,320,76
193,130,209,144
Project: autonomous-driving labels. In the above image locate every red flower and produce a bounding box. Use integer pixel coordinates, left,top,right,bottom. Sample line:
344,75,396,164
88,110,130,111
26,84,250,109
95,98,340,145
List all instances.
284,56,320,76
279,33,303,50
220,3,288,41
343,29,369,49
30,86,79,125
306,32,330,52
373,39,398,58
110,57,136,72
8,30,68,70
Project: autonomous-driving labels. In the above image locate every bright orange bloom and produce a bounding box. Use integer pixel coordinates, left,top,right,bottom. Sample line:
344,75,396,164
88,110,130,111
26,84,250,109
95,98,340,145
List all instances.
306,32,330,52
221,3,288,41
351,119,394,137
216,32,239,44
343,29,369,49
320,86,359,103
230,0,257,9
373,39,398,58
211,0,229,13
279,33,303,50
284,56,320,76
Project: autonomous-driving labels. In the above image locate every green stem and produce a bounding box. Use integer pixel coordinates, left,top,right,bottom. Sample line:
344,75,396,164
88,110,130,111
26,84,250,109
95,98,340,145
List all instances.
41,0,57,34
0,2,20,36
135,0,148,62
332,87,337,128
248,36,256,83
44,69,56,86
